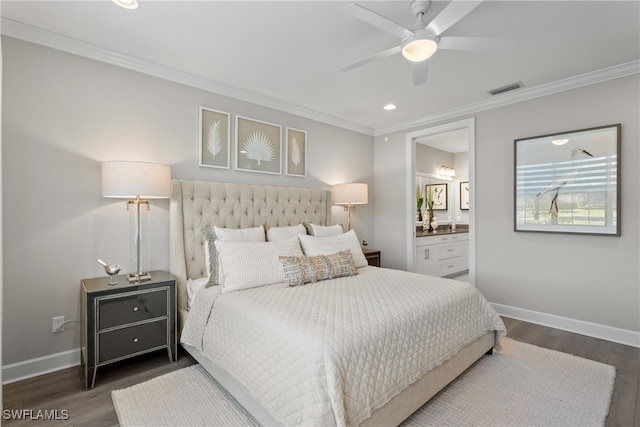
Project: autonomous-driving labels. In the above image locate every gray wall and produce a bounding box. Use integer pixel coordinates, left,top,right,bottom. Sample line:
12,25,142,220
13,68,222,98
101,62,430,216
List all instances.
375,74,639,334
1,37,374,366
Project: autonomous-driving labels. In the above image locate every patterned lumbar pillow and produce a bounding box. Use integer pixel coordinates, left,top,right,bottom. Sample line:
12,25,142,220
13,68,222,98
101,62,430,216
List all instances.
279,250,357,287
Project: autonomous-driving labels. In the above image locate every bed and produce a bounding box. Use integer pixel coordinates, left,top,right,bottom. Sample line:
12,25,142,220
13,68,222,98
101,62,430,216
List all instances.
170,179,506,427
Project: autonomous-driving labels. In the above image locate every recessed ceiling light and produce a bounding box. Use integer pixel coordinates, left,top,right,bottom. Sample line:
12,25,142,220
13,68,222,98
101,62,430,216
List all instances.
383,104,396,111
552,139,569,146
113,0,139,10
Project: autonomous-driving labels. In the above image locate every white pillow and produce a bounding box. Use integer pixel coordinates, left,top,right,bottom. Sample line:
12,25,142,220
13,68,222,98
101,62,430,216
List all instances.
186,277,208,310
307,223,344,237
298,229,368,268
266,224,307,242
204,225,265,286
215,235,304,293
213,225,265,241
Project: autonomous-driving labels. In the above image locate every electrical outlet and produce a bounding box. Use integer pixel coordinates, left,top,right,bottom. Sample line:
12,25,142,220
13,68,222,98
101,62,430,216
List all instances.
52,316,65,333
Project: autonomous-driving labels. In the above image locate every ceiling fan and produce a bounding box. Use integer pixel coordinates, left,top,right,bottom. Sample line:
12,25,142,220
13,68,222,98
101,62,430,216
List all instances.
340,0,515,86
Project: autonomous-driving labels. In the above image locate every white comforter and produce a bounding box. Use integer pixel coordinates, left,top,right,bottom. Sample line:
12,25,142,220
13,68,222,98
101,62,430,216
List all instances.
181,266,506,426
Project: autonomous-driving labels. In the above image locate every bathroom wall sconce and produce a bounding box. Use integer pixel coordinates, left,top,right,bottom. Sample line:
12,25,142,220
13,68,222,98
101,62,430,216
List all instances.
439,165,456,177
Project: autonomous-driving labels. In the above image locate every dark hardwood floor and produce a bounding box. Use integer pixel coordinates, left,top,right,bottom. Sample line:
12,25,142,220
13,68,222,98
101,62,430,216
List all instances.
3,318,639,426
2,348,197,426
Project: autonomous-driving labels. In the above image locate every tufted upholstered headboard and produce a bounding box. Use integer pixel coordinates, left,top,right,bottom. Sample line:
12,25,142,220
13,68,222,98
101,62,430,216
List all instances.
169,179,332,329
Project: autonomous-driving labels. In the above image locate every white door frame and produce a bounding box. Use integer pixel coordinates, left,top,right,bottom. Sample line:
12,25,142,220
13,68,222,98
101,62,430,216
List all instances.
405,117,476,284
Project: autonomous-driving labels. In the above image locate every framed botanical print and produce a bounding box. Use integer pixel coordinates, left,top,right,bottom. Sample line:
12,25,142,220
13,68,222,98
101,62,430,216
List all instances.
285,127,307,177
199,107,230,169
235,116,282,175
426,183,448,210
460,181,470,210
514,124,620,235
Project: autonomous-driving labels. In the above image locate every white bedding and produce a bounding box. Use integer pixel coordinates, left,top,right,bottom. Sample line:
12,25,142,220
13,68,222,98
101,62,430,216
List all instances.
181,266,506,427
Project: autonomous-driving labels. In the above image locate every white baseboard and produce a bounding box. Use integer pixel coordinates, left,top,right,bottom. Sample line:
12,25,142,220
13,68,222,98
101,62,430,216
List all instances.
492,302,640,348
3,304,639,383
2,348,81,385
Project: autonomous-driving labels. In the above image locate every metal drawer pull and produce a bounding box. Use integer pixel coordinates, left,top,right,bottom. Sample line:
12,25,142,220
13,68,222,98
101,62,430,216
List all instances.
133,337,139,343
448,248,454,252
133,306,139,312
424,249,430,260
448,264,454,268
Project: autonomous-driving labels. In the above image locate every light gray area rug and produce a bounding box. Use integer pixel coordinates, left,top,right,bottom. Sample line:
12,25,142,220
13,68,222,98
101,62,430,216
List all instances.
112,338,615,427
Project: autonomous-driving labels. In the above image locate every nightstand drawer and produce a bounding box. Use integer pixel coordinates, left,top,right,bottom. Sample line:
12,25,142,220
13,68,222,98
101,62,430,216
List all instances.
98,288,168,330
98,319,168,363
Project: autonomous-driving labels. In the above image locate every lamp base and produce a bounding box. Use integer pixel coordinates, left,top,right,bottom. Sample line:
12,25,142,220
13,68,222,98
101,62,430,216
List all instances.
128,272,152,282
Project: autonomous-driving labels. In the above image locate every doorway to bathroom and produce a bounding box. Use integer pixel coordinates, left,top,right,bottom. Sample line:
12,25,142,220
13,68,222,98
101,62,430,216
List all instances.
405,118,476,284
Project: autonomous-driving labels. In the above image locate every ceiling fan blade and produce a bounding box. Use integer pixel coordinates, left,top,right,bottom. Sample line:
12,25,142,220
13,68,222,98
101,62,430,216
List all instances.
439,36,517,52
345,3,413,39
339,45,401,72
426,0,483,36
412,61,429,86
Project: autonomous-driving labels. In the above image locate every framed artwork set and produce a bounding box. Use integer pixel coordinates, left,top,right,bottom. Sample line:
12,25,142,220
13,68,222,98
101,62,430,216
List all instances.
198,107,307,177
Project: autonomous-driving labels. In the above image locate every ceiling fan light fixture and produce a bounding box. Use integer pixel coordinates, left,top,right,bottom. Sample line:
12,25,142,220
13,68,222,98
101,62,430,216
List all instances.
402,33,438,62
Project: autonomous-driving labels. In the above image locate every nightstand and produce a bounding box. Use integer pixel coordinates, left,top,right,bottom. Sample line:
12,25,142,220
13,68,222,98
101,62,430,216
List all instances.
81,270,177,389
363,248,381,267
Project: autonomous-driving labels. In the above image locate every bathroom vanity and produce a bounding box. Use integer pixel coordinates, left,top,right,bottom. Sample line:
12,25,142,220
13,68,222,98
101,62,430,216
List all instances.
415,228,469,278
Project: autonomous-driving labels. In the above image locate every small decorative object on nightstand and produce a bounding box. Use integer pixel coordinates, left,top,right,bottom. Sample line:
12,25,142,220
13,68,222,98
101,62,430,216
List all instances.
81,270,177,389
362,248,381,267
97,259,122,286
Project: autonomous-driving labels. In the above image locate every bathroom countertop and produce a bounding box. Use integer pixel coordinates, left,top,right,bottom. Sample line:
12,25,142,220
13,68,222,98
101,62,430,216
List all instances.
416,227,469,238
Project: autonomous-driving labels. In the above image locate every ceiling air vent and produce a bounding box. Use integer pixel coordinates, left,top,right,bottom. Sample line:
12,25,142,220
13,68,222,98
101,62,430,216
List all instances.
488,82,524,96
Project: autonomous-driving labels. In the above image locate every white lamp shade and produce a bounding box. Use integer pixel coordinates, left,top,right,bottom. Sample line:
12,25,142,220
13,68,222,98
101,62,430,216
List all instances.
333,183,368,205
102,161,171,199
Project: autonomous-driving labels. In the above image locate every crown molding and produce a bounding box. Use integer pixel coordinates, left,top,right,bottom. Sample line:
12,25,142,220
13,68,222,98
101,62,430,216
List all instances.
374,59,640,136
3,18,637,139
1,17,374,136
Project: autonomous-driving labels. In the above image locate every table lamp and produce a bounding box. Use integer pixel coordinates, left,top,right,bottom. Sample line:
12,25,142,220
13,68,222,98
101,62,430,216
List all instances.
102,161,171,282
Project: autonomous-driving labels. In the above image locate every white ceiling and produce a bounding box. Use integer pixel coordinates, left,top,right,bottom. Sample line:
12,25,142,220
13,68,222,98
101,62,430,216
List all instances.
2,1,639,136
